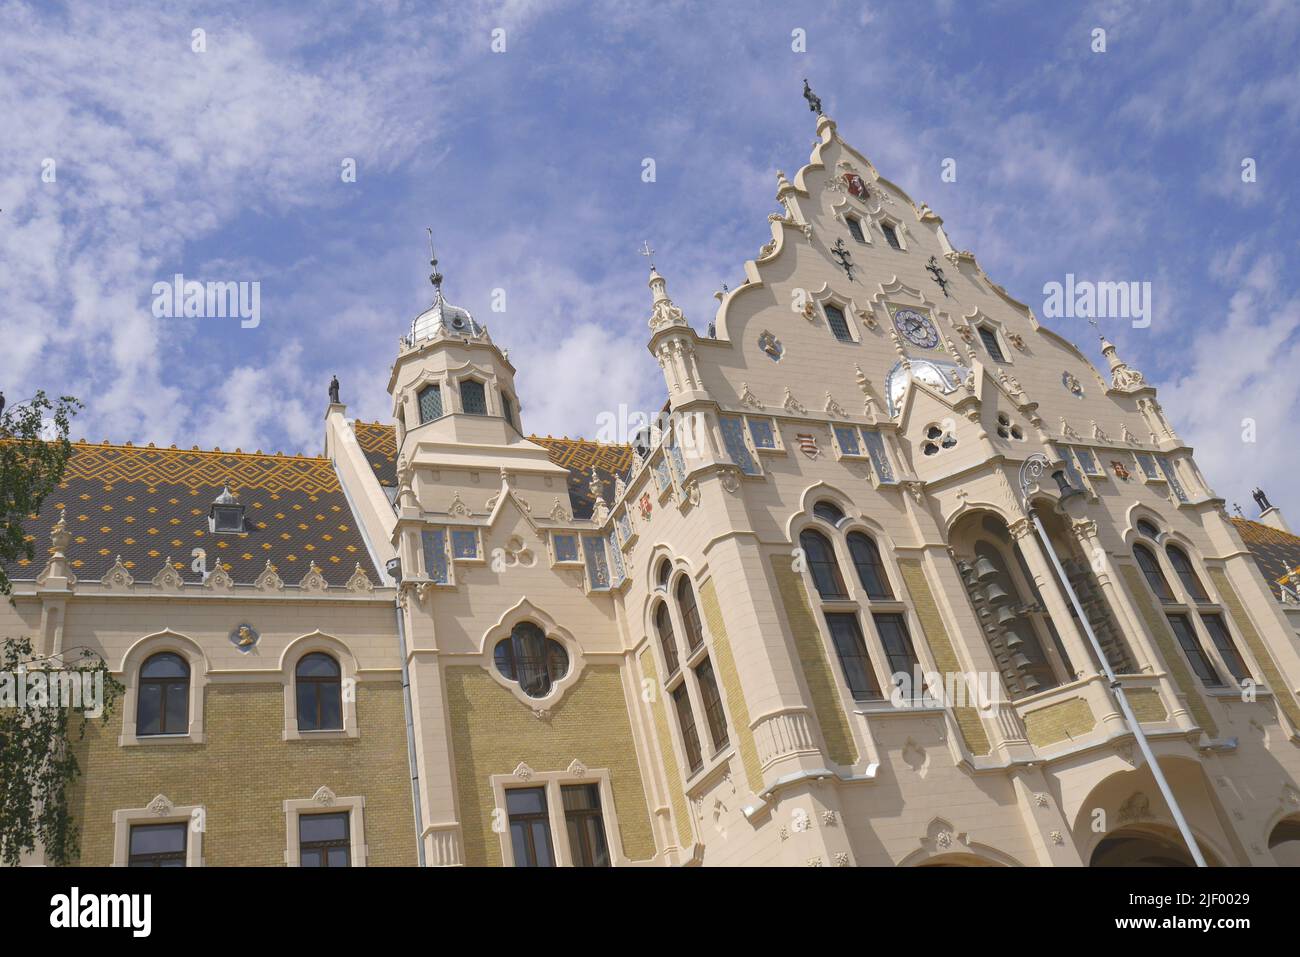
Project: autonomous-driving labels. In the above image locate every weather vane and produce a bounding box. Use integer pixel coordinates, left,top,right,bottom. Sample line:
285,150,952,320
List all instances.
639,240,655,269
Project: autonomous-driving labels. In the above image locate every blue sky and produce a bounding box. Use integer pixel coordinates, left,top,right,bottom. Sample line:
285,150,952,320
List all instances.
2,0,1297,519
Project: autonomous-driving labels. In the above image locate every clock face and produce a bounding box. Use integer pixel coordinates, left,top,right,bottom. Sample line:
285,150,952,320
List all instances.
893,308,939,349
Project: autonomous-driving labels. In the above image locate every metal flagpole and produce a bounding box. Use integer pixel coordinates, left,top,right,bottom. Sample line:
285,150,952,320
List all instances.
1018,453,1207,867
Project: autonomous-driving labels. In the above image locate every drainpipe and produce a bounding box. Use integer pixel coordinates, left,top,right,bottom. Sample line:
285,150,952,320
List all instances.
1019,453,1207,868
387,557,427,867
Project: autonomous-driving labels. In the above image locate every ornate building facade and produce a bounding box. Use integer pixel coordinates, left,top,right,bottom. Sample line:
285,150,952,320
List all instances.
8,100,1300,867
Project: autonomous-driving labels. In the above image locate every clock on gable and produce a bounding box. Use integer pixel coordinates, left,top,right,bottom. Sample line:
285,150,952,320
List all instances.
892,308,939,349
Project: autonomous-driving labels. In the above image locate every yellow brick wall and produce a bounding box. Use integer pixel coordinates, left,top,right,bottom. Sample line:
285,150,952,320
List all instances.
768,555,859,766
638,647,693,848
1208,567,1300,732
1126,688,1168,723
897,559,992,756
699,579,763,793
1119,564,1218,736
1023,696,1096,748
69,682,415,866
444,664,657,866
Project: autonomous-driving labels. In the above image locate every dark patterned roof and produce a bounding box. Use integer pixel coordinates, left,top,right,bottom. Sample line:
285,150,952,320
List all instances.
7,441,381,587
1232,517,1300,601
354,420,398,487
345,423,632,521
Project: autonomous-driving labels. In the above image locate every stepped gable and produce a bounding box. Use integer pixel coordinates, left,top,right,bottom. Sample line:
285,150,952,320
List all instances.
6,440,381,587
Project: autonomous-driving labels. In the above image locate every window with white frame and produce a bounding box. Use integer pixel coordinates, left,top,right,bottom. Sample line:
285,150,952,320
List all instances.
797,505,920,704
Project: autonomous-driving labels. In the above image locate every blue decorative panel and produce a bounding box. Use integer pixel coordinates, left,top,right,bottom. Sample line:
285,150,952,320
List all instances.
862,430,894,483
1060,450,1085,489
719,415,758,475
553,533,579,563
1158,457,1188,502
607,530,625,585
1074,448,1100,475
421,529,448,584
653,458,673,493
583,535,610,590
834,425,861,456
617,512,632,544
748,417,776,450
451,529,479,560
1136,452,1158,479
668,440,687,483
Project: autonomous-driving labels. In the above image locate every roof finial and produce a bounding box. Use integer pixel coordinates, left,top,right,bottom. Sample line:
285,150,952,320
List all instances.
426,227,443,296
802,78,823,115
639,240,655,271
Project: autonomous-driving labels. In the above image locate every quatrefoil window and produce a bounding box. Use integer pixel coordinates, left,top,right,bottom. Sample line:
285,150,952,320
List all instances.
494,622,570,698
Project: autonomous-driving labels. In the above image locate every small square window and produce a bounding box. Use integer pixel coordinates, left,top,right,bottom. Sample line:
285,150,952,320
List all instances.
881,222,901,249
418,384,442,423
212,505,244,533
978,326,1005,362
1075,448,1101,475
553,533,579,563
824,304,853,342
846,217,866,243
451,529,480,560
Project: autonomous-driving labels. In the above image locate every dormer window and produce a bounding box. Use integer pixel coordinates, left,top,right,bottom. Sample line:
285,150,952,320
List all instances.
881,222,901,250
460,379,487,415
209,485,246,534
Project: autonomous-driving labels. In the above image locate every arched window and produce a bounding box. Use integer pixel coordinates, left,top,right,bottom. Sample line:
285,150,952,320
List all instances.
296,653,343,731
417,384,442,423
800,528,848,600
813,501,846,526
137,652,190,736
655,602,680,676
656,559,671,591
494,622,569,698
1136,519,1160,540
847,532,893,600
1165,545,1209,603
1133,544,1174,603
676,578,705,652
460,379,487,415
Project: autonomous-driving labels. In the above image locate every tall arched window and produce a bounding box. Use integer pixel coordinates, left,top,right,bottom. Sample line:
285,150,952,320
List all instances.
676,578,705,652
847,532,893,600
800,528,848,600
137,652,190,736
296,653,343,731
494,622,569,698
1165,545,1209,603
656,559,671,591
1133,544,1174,603
655,602,680,676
